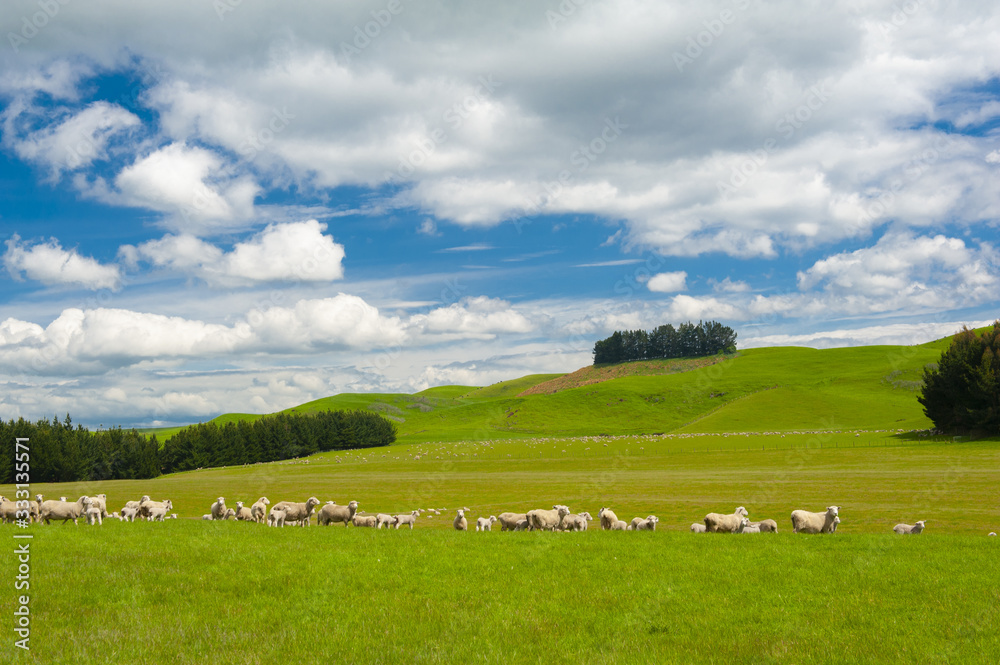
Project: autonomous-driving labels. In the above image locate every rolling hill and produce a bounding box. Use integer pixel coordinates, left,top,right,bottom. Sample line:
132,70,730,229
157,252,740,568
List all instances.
148,333,956,442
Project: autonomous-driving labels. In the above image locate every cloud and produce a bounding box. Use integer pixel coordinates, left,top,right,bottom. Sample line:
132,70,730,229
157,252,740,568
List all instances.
122,220,346,285
248,295,406,351
92,142,259,233
646,271,688,293
411,296,534,339
5,101,139,178
3,235,121,290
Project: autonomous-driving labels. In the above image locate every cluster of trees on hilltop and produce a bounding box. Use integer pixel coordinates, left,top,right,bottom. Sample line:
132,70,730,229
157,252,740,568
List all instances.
0,409,397,484
0,416,160,484
159,410,396,474
919,321,1000,436
593,320,737,365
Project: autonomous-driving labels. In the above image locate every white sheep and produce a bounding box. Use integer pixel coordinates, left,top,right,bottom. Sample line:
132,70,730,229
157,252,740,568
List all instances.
514,518,530,531
690,523,707,533
235,502,254,521
598,507,619,531
610,520,628,530
561,512,593,531
989,532,997,537
704,506,749,533
627,515,659,531
352,514,378,528
394,510,420,530
210,497,227,521
85,499,103,526
271,498,321,527
251,497,270,523
750,519,778,533
376,513,396,529
90,493,110,519
526,505,570,531
497,512,527,531
147,500,174,521
476,516,497,531
830,516,841,533
791,506,840,534
893,520,926,534
39,496,90,525
741,524,761,534
121,506,139,522
454,509,468,531
317,501,359,527
202,514,213,521
267,507,287,527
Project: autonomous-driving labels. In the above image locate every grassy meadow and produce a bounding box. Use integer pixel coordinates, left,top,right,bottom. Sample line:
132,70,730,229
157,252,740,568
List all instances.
4,338,1000,663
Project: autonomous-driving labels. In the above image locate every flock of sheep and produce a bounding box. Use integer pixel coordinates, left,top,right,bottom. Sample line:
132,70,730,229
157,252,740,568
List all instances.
3,495,992,537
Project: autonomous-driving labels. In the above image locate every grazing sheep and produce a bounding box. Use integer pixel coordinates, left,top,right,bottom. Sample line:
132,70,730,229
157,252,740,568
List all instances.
317,501,359,527
497,512,527,531
454,509,468,531
599,507,619,531
271,498,321,527
893,520,926,535
611,520,628,531
267,507,287,527
210,497,227,521
251,497,270,523
393,510,420,530
90,493,109,519
561,512,594,532
704,506,749,533
147,500,174,522
791,506,840,534
352,514,378,528
476,516,497,531
527,505,570,531
376,513,396,529
85,499,103,526
39,496,90,525
750,519,778,533
691,522,707,533
235,502,253,521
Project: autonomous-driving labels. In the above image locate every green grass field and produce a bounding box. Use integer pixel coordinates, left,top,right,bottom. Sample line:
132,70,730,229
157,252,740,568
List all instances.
4,337,1000,663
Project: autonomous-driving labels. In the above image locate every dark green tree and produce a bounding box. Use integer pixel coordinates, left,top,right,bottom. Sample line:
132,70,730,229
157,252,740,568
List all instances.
918,321,1000,435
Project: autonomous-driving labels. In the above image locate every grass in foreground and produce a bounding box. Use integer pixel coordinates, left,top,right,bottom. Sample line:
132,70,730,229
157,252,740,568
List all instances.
2,525,998,664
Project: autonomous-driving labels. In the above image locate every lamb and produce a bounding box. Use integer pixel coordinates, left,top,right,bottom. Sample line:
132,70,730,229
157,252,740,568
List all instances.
120,506,139,522
598,507,619,531
376,513,396,529
352,514,378,528
691,523,707,533
393,510,420,530
234,502,253,521
561,512,593,531
202,514,214,521
267,507,287,527
224,508,236,520
210,497,227,521
611,520,628,530
476,516,497,531
741,524,760,534
526,505,570,531
627,515,659,531
514,519,530,531
790,506,840,534
90,493,109,519
830,516,841,533
497,512,527,531
750,519,778,533
271,498,321,527
85,499,103,526
454,509,468,531
250,497,270,523
317,501,359,527
893,520,926,534
147,500,174,522
39,496,90,525
704,506,749,533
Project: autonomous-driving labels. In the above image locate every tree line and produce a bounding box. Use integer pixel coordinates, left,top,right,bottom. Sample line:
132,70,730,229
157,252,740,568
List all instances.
593,320,737,365
0,409,397,484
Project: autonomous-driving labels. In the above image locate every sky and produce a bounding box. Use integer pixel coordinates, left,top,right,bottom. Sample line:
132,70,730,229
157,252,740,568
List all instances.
0,0,998,428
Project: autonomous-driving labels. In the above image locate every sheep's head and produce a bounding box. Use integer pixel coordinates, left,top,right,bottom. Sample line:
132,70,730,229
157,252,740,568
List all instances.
489,516,497,523
236,502,244,509
217,497,225,505
556,505,570,517
913,520,926,531
307,497,321,510
827,506,840,516
457,509,465,517
164,500,173,510
735,506,748,517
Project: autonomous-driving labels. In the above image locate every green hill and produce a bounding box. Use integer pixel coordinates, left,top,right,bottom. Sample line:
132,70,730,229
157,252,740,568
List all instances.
147,333,960,442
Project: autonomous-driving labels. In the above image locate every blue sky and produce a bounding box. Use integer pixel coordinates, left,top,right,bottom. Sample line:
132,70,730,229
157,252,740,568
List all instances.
1,1,998,427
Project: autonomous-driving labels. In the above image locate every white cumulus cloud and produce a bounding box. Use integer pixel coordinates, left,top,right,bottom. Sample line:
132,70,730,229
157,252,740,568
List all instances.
3,235,121,290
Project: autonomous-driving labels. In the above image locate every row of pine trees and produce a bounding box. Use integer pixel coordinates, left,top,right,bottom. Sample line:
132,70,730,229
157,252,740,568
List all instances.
0,409,396,484
593,320,737,365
